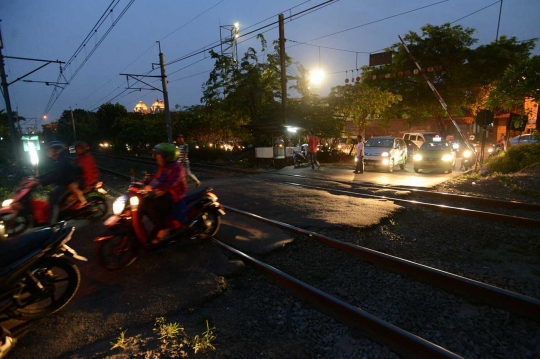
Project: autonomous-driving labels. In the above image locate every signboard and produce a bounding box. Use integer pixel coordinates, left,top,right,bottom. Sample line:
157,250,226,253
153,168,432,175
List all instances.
21,135,40,152
369,51,392,67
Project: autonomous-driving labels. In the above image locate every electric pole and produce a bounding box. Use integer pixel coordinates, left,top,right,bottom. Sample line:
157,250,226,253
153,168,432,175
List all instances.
157,41,172,143
0,29,20,164
279,13,287,125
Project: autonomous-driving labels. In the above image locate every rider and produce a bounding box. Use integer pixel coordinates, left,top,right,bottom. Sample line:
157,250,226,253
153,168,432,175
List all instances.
33,142,77,225
143,143,187,244
68,141,99,208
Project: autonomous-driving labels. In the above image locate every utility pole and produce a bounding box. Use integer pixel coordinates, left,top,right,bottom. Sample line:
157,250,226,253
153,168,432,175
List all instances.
279,13,287,125
0,29,20,164
70,107,77,141
495,0,503,44
157,41,172,143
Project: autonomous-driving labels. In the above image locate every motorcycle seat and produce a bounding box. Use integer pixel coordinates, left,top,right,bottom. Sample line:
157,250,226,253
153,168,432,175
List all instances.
0,228,54,267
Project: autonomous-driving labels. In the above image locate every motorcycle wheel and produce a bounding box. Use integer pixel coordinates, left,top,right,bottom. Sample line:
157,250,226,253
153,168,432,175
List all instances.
0,213,33,237
196,209,221,239
12,257,80,320
95,230,139,270
293,157,302,168
87,195,109,221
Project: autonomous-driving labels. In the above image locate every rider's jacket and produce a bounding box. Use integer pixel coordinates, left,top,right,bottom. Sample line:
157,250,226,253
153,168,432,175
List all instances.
144,162,187,202
38,155,76,187
75,152,99,187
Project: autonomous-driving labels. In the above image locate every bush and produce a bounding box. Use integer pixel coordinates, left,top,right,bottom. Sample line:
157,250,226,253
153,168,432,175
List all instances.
486,144,540,174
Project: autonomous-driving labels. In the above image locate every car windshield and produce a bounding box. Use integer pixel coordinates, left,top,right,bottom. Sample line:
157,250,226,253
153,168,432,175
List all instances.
420,141,451,150
365,138,394,148
423,134,438,142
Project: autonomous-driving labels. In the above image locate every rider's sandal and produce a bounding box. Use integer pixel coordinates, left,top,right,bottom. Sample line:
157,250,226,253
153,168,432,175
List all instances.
151,229,169,244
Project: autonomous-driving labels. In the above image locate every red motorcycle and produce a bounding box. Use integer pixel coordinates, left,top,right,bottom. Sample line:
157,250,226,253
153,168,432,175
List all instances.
94,182,225,270
0,177,110,237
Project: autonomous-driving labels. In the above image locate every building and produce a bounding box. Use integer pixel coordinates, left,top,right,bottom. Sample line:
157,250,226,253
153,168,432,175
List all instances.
133,99,165,114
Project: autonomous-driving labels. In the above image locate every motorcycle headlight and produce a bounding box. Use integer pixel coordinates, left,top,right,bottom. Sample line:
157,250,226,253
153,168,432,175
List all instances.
463,150,472,158
413,154,422,161
442,154,453,162
112,195,128,215
0,220,5,238
381,152,389,157
452,143,459,150
488,148,493,153
129,195,139,210
2,199,13,208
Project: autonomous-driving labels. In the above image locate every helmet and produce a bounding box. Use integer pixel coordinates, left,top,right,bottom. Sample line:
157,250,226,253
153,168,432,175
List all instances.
153,143,179,162
48,141,66,156
73,141,89,152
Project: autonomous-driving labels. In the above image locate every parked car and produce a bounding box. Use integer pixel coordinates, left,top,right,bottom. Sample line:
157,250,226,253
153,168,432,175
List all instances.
509,134,538,146
413,139,456,174
363,136,407,172
403,132,440,148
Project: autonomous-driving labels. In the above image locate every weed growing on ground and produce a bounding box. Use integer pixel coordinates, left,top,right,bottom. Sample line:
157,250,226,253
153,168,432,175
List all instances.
110,330,128,351
191,320,216,354
153,317,187,354
389,219,397,226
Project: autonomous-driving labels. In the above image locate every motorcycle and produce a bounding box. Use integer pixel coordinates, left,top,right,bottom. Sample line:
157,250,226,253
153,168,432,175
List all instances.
460,148,477,171
0,178,110,238
94,182,225,270
0,221,86,321
487,142,504,158
293,144,309,168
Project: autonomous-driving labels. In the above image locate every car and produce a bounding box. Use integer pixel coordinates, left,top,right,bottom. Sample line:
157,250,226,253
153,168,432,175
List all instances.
363,136,407,172
413,139,456,173
508,134,538,146
403,132,440,148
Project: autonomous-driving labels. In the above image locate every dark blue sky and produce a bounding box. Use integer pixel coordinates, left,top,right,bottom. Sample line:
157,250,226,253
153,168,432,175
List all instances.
1,0,539,130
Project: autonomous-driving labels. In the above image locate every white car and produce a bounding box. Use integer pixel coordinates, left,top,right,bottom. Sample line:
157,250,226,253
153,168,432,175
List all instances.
508,134,538,146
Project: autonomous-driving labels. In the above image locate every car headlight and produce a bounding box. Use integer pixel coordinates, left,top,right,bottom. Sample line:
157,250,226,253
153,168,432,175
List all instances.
2,199,13,208
463,150,472,158
381,152,389,157
413,154,422,161
112,195,127,215
442,154,453,162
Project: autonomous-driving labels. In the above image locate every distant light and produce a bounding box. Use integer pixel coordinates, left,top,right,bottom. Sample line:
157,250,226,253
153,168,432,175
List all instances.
286,126,298,133
234,22,239,29
43,115,47,120
28,141,39,166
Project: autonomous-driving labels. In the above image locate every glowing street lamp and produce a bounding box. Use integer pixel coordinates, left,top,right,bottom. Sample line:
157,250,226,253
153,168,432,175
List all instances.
309,68,325,88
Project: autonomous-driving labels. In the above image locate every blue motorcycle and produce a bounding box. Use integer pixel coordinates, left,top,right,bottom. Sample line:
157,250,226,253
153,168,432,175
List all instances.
292,144,309,168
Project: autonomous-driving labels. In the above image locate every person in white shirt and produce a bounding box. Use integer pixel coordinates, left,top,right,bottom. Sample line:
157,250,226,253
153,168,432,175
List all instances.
353,135,364,174
176,134,201,188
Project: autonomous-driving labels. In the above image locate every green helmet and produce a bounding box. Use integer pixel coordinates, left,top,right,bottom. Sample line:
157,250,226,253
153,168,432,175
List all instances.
153,143,179,162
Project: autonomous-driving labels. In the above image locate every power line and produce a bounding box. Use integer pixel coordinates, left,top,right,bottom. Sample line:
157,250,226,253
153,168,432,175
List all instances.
41,0,135,117
451,0,500,24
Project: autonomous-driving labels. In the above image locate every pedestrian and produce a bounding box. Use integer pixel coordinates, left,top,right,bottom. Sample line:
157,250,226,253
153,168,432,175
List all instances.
353,134,364,174
308,130,320,170
176,134,201,188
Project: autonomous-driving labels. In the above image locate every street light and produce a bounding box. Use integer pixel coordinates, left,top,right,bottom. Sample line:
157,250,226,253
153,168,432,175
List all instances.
309,68,325,89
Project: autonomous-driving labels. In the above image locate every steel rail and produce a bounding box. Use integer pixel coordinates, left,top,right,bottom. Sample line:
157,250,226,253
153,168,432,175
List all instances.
222,205,540,322
93,152,539,211
250,177,540,227
213,238,463,359
261,172,540,211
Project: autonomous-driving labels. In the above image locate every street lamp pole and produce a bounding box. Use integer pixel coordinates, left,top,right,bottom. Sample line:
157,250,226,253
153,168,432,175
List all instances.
70,107,77,141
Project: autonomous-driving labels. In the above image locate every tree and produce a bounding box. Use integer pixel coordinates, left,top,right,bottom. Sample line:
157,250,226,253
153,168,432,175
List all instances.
362,24,535,130
486,55,540,111
328,82,402,134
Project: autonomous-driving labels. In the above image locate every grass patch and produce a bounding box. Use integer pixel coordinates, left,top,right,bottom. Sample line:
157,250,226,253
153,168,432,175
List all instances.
191,320,216,354
110,330,128,351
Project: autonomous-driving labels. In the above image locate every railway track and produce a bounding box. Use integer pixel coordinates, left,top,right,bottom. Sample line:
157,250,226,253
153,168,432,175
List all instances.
97,159,540,358
94,152,540,227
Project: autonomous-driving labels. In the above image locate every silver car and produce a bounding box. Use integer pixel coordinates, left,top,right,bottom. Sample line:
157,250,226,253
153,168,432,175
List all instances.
363,136,408,172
